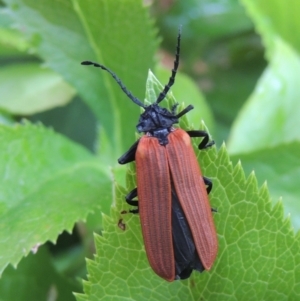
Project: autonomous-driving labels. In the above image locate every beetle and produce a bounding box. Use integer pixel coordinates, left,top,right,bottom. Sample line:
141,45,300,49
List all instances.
81,28,217,281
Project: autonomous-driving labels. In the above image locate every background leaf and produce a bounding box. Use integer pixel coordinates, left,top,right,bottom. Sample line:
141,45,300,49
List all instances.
240,0,300,57
0,246,78,301
231,142,300,229
3,0,158,155
0,64,76,114
228,37,300,153
0,123,112,274
225,0,300,230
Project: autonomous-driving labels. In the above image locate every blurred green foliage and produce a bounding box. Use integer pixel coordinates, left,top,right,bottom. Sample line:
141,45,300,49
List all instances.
0,0,300,300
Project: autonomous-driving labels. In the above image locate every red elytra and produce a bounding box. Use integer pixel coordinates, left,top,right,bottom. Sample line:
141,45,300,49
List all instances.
136,128,217,281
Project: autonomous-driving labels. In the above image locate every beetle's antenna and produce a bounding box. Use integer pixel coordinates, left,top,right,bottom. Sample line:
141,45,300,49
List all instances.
176,105,194,119
81,61,146,108
156,26,181,104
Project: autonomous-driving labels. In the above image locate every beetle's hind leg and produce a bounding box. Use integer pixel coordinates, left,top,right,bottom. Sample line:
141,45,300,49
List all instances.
125,187,139,214
203,176,212,194
203,176,217,213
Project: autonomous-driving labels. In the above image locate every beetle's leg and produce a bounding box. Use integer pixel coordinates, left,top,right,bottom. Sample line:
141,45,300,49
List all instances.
118,140,139,164
119,141,139,212
125,187,139,214
203,176,217,212
203,176,212,194
186,130,215,150
125,188,138,206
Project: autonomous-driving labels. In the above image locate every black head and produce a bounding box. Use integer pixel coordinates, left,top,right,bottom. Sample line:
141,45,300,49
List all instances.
136,103,178,133
81,26,193,145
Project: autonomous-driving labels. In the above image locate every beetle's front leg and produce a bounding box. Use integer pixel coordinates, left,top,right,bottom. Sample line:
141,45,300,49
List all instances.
186,130,215,150
118,139,140,164
125,187,139,214
118,140,140,212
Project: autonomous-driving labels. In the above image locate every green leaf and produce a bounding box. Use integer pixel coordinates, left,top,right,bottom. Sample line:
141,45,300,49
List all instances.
0,8,29,54
207,59,266,146
228,37,300,154
240,0,300,58
0,246,78,301
76,70,300,300
0,28,29,54
0,111,14,125
228,1,300,153
0,122,112,275
3,0,158,155
0,64,76,115
231,141,300,230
